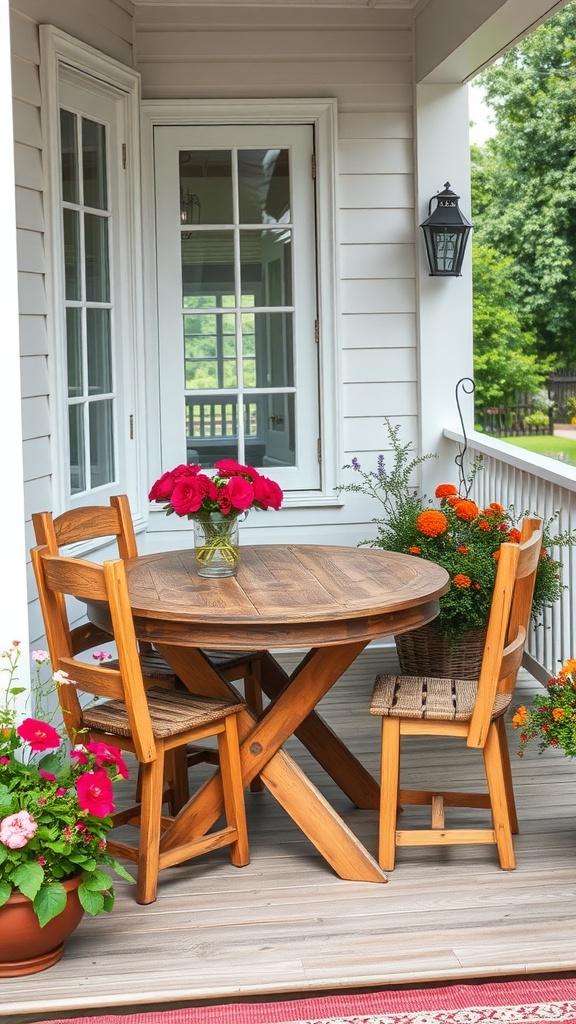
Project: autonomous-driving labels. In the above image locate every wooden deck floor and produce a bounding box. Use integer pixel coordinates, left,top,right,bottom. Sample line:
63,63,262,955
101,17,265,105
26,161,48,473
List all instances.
4,649,576,1023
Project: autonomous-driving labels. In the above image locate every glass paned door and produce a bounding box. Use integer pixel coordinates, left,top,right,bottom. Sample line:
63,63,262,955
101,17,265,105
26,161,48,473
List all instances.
59,106,115,495
154,125,319,489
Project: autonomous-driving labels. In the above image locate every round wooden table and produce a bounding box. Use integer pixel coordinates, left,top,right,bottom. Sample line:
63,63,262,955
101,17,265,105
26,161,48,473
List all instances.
92,544,449,883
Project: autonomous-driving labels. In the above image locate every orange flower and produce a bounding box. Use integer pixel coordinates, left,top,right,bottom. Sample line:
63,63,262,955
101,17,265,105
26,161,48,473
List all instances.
453,574,471,588
493,550,500,561
445,494,460,506
453,499,479,522
435,483,458,499
512,706,527,728
552,707,565,721
458,545,469,554
508,528,521,544
416,510,448,538
478,520,491,531
408,546,421,555
560,659,576,679
490,502,505,514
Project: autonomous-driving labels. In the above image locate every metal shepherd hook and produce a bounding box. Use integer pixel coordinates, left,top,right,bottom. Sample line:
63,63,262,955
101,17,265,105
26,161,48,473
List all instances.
455,377,475,497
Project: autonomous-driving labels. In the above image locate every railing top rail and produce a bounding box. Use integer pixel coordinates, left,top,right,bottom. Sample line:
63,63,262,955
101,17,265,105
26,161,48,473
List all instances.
444,428,576,492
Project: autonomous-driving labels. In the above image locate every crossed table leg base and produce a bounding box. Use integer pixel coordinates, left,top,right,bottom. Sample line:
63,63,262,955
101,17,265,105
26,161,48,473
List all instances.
155,643,386,884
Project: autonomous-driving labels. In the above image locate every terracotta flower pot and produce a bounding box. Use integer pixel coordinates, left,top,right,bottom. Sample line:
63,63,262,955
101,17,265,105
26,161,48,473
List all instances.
0,875,85,976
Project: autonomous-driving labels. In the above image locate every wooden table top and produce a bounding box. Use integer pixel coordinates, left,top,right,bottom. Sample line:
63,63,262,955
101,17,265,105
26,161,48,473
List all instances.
122,544,450,651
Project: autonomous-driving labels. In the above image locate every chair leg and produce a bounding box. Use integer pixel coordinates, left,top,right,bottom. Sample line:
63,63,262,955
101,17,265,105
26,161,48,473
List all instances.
378,717,400,871
165,746,190,815
497,716,519,834
218,714,250,868
136,751,166,904
244,660,264,794
483,722,515,870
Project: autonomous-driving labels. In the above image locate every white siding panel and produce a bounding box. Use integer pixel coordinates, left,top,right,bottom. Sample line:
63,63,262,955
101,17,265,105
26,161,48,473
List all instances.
342,347,416,383
339,112,412,139
23,435,51,481
341,279,415,314
17,228,44,273
344,414,419,454
137,30,411,60
343,381,417,416
16,186,44,232
338,83,413,114
340,174,413,210
18,271,47,315
11,54,41,105
340,208,415,244
342,313,416,349
19,314,48,357
20,354,49,399
13,97,42,147
24,474,53,520
12,0,134,66
14,142,42,190
340,243,415,279
339,138,413,174
10,9,41,64
22,396,50,441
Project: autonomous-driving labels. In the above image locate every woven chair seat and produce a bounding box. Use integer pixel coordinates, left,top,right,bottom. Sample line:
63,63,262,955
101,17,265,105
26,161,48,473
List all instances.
370,673,512,722
83,686,246,739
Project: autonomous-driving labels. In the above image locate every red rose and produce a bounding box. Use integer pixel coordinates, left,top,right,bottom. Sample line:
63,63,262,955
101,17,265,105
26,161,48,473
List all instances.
17,718,61,752
227,475,255,511
215,459,259,480
76,769,115,818
148,471,176,502
172,464,203,479
217,487,233,515
253,475,283,511
171,475,217,516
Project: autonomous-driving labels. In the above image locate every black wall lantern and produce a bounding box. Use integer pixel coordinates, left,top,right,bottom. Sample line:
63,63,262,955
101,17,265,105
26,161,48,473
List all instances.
420,182,473,277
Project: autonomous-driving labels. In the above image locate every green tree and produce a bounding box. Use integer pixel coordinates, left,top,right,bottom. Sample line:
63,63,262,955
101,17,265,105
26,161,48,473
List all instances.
474,1,576,366
472,241,553,416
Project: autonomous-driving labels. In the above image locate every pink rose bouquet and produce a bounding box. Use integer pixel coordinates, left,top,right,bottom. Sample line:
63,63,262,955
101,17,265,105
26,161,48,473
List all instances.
0,644,133,926
148,459,283,521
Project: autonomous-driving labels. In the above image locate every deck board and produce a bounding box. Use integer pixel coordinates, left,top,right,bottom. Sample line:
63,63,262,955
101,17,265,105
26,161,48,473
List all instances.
3,649,576,1022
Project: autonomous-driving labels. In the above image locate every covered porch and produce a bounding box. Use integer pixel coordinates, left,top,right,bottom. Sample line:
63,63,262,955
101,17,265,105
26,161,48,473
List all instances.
4,648,576,1022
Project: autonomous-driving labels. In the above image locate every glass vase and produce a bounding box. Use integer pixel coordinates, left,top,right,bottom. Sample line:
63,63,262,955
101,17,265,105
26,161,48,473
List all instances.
193,513,240,578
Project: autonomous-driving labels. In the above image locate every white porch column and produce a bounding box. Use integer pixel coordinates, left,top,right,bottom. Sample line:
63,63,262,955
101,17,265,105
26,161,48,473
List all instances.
0,1,31,698
415,82,475,494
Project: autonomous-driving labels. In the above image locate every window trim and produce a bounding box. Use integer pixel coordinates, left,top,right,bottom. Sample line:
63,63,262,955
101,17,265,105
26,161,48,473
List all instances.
40,26,146,526
141,99,342,509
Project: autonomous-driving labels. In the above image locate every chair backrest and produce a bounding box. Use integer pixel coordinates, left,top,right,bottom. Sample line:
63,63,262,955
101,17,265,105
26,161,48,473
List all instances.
32,496,142,657
31,545,156,763
467,517,543,748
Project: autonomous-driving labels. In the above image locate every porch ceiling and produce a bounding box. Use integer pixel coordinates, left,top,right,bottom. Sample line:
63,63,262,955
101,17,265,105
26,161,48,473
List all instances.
131,0,420,6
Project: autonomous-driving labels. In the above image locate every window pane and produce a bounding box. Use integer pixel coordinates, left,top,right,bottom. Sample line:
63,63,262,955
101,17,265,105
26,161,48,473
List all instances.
60,109,79,204
179,150,233,225
89,400,115,487
85,213,110,302
69,405,85,494
238,149,290,224
263,393,296,466
87,308,112,394
67,308,83,397
184,312,237,389
63,209,81,300
182,231,234,306
240,230,292,306
242,311,293,388
82,117,107,211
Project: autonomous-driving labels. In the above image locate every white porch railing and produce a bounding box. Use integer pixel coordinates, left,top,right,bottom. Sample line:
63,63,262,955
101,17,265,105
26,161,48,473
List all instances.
444,428,576,683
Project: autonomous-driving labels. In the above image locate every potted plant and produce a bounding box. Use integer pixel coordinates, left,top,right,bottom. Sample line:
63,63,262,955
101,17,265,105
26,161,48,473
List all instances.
0,643,133,976
339,420,573,677
149,458,283,577
513,659,576,758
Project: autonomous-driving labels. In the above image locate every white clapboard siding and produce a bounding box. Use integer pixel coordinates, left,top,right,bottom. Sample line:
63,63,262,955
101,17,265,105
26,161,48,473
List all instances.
340,175,414,210
19,314,48,357
20,355,49,400
339,139,413,175
339,112,413,139
343,381,417,416
12,98,42,147
340,208,415,244
342,313,416,349
340,243,415,279
344,414,419,454
22,396,50,441
11,54,41,105
23,436,51,482
17,272,47,316
342,347,416,384
15,187,44,232
341,279,415,315
13,141,42,190
13,0,134,66
16,229,44,274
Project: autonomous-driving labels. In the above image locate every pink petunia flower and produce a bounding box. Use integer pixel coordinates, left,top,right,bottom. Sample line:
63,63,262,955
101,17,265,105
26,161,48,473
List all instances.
31,649,50,663
92,651,113,662
84,741,129,779
0,757,10,766
76,770,115,818
70,747,88,764
39,770,57,782
0,809,37,849
17,718,61,752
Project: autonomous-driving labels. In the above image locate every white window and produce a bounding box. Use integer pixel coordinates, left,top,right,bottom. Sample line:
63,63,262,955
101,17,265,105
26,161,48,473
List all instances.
41,28,143,515
142,101,340,505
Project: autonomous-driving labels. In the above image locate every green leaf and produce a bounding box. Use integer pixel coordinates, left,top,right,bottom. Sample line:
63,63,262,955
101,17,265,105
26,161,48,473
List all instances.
33,882,67,927
101,888,115,913
78,884,104,916
11,860,44,900
80,868,115,892
104,855,135,883
0,879,12,907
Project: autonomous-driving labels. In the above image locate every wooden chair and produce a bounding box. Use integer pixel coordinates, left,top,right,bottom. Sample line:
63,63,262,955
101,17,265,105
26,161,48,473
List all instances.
31,544,250,905
32,496,265,791
369,517,543,871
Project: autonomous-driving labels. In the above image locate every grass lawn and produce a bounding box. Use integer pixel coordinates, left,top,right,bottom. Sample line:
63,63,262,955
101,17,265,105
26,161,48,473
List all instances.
501,433,576,466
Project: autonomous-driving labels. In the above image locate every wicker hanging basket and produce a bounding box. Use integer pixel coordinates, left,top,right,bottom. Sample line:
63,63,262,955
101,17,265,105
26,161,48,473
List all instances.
394,622,487,680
